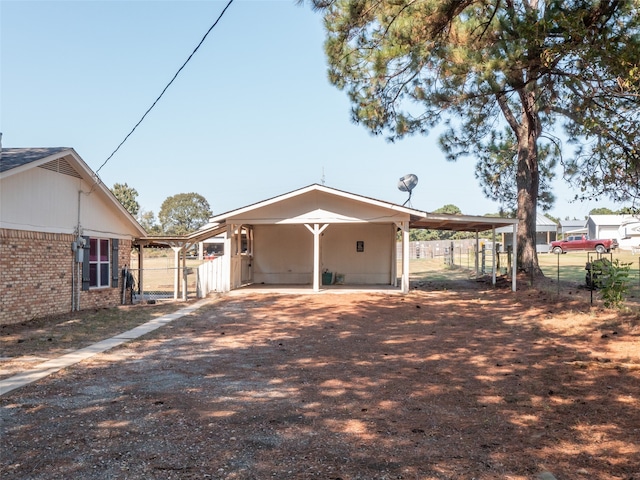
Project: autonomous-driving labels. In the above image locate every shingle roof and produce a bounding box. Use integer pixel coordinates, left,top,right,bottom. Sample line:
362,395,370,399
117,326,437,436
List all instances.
0,147,70,173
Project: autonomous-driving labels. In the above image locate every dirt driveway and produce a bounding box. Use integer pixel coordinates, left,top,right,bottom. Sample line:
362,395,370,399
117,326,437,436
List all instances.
1,282,640,479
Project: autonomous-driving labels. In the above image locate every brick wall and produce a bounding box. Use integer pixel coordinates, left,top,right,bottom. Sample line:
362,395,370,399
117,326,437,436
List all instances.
0,228,132,325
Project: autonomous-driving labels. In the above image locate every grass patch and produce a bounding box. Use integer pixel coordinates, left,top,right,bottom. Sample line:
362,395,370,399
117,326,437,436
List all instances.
539,250,640,301
0,303,184,359
407,257,476,282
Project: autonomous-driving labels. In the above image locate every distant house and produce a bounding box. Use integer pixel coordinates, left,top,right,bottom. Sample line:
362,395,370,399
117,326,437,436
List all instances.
0,147,146,325
559,219,587,237
587,215,640,250
496,213,558,253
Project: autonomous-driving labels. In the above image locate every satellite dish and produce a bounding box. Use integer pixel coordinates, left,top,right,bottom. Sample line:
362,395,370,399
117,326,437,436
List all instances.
397,174,418,206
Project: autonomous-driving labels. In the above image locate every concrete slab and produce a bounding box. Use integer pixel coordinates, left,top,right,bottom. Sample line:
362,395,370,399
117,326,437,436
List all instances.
228,284,403,296
0,299,210,397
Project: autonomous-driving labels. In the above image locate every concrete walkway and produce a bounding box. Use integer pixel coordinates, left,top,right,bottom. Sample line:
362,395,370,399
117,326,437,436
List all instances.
0,299,210,397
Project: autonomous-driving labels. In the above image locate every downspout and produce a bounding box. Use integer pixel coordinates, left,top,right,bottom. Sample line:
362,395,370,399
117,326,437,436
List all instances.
71,253,75,311
74,190,83,311
74,183,95,310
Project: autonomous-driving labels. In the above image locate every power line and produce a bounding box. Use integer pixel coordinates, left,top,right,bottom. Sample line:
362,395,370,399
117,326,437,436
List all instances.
95,0,235,175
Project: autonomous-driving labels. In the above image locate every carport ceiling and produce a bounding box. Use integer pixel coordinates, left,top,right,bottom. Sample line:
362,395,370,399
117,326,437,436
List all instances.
410,213,517,232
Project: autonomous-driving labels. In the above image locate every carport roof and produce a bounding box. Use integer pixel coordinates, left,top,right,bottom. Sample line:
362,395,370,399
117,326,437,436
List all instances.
410,212,517,232
140,184,517,246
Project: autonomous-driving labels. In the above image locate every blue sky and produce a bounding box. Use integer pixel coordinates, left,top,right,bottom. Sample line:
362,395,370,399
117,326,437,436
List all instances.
1,0,619,221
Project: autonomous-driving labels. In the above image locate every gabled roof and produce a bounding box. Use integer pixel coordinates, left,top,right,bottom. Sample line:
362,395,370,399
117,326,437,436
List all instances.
0,147,147,237
0,147,71,173
207,184,424,224
143,184,517,246
205,183,517,230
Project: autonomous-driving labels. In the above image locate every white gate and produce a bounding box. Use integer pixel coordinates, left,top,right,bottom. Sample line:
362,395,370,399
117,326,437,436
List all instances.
197,256,226,297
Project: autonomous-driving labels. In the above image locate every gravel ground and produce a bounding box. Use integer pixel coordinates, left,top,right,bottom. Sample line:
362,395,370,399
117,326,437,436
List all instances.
1,281,640,479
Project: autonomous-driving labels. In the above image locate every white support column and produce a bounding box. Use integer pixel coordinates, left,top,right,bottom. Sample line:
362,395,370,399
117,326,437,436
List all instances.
401,221,409,293
492,226,497,286
391,224,398,287
223,227,232,292
171,246,181,300
512,223,518,292
229,224,240,289
236,225,242,255
475,232,479,278
137,242,145,301
181,249,187,301
305,223,329,292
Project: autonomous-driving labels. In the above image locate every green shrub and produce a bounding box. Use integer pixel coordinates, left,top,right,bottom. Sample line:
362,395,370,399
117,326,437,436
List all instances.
588,258,632,309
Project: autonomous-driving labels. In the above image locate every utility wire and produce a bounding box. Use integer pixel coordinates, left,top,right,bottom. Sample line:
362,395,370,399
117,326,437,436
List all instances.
95,0,235,175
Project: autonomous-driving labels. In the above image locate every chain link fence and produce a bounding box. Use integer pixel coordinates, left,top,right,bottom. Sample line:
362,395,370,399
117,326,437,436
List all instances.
124,251,202,303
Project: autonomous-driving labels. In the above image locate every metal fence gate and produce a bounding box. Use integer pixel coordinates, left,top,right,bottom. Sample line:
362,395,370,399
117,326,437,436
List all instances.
122,267,199,304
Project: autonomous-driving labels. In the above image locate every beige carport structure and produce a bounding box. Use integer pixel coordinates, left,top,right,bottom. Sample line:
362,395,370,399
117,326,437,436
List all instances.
138,185,519,297
408,212,519,292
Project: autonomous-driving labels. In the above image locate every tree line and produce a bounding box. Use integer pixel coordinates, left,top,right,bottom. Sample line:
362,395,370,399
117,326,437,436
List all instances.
111,183,212,236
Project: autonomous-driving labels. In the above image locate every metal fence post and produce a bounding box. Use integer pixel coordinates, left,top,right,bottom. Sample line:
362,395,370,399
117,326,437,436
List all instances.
556,251,560,297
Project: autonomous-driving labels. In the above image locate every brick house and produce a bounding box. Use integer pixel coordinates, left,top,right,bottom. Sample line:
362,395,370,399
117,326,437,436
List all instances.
1,147,146,325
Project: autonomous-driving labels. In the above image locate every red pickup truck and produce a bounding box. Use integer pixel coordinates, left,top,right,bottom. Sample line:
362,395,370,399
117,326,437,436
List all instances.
550,235,618,254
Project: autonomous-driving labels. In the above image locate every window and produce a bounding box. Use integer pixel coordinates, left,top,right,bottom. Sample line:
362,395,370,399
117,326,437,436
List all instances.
89,238,110,288
82,237,119,291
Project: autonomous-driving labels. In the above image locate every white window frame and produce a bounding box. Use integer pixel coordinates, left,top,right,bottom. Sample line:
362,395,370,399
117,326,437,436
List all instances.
89,238,111,288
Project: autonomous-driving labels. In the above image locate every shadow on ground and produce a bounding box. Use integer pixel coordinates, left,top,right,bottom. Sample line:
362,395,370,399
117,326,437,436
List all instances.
2,281,639,479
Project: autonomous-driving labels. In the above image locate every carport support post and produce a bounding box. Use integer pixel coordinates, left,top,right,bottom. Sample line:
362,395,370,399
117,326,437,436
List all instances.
171,246,181,300
401,221,409,293
137,242,145,301
305,223,329,292
222,228,232,292
475,232,480,278
391,224,398,287
181,249,187,301
492,226,497,286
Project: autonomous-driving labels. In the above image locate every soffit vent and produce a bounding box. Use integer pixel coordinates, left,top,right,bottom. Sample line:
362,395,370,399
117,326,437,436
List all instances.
38,158,82,178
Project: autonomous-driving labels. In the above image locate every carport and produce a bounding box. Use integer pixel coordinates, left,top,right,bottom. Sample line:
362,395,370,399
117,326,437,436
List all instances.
409,212,519,291
138,185,518,297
